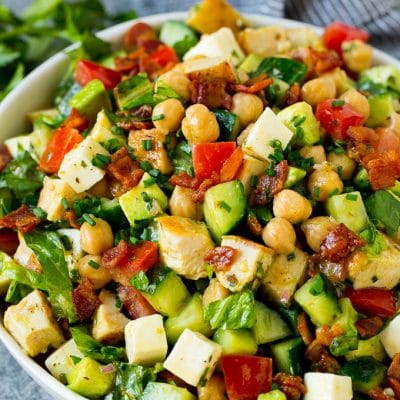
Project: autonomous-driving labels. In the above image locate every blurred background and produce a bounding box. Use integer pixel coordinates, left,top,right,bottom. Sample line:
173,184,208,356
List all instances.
1,0,399,398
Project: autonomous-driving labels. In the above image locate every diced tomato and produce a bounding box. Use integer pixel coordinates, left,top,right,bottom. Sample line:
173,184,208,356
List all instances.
193,142,236,180
345,287,397,318
0,229,19,255
39,126,83,174
220,147,244,182
74,59,122,90
323,21,369,54
221,355,273,400
148,45,179,67
315,99,365,141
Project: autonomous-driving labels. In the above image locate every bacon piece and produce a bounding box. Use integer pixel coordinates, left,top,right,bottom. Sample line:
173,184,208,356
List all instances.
114,56,139,74
192,172,220,203
102,240,129,270
169,172,200,189
252,160,288,206
368,388,394,400
306,340,341,373
0,145,12,173
220,147,244,182
388,377,400,399
124,22,157,49
388,353,400,380
138,38,163,54
284,83,301,106
72,278,101,322
355,316,384,338
117,285,155,319
273,373,306,400
231,77,273,94
0,204,40,233
190,78,232,109
297,312,314,346
0,229,19,255
204,246,237,272
363,153,400,191
63,108,89,132
315,324,344,346
247,213,263,236
315,257,348,282
320,223,367,263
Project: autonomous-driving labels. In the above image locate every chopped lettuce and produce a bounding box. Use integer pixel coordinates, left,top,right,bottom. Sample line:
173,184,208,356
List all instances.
116,73,154,111
5,280,32,304
171,141,194,177
204,290,256,330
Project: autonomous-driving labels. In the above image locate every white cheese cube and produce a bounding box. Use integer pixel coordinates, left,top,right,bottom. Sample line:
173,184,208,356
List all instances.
93,290,130,345
58,137,110,193
242,107,294,161
163,328,222,387
89,110,126,146
5,135,33,158
304,372,352,400
184,27,245,66
237,155,268,196
4,290,65,357
216,235,274,292
156,216,215,280
45,339,83,382
125,314,167,366
380,314,400,358
37,177,83,222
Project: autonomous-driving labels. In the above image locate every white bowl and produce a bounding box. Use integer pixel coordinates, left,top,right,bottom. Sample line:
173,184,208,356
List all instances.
1,12,400,400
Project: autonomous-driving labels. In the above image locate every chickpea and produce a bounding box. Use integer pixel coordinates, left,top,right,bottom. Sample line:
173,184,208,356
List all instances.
342,39,373,73
301,216,337,252
230,93,263,127
169,186,203,220
80,216,114,255
340,89,370,119
322,68,352,96
203,278,230,307
273,189,312,224
87,178,111,198
152,99,185,134
308,164,343,201
157,70,191,100
299,145,326,165
198,374,226,400
77,254,111,289
262,217,296,255
301,76,336,107
182,104,220,144
327,151,357,180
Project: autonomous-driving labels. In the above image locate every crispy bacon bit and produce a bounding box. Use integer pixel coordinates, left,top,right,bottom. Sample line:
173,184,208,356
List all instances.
388,377,400,399
310,254,348,282
315,324,344,346
117,285,155,319
106,147,144,196
102,240,129,270
72,278,101,322
169,172,200,189
190,78,232,109
0,145,12,173
220,147,244,182
284,83,301,106
204,246,237,272
63,108,89,132
0,229,19,255
114,55,139,74
388,353,400,380
252,160,288,206
0,204,40,233
158,370,197,394
320,223,367,263
368,388,394,400
64,209,81,229
231,77,273,94
306,340,341,373
192,172,220,203
355,316,384,338
273,373,306,400
297,312,314,346
247,213,263,236
124,22,157,49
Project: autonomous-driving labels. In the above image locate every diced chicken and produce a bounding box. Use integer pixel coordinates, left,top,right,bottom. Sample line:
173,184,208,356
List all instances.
128,128,173,175
4,289,65,356
184,56,238,83
216,235,274,292
37,177,83,222
92,290,130,345
261,247,308,306
237,155,268,196
156,216,215,280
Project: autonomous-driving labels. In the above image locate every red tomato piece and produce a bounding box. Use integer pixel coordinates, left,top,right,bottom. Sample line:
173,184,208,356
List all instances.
74,59,122,90
192,142,236,180
221,355,273,400
323,21,369,54
148,45,179,67
39,126,83,174
315,99,365,141
345,287,396,318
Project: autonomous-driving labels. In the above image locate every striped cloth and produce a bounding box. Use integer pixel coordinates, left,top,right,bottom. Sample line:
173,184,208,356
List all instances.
105,0,400,59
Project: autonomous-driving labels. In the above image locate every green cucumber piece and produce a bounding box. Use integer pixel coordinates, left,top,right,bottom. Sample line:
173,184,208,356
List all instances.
98,198,129,229
142,382,196,400
213,329,257,355
203,180,246,242
354,168,371,191
214,109,241,141
360,65,400,92
266,77,290,107
284,166,307,189
345,336,386,362
239,54,263,74
366,94,394,128
271,337,304,375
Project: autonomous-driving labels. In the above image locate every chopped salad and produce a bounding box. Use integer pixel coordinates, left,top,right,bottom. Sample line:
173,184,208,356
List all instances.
1,0,400,399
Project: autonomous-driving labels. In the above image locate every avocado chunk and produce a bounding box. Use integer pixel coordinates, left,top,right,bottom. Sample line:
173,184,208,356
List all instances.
214,109,241,141
258,389,287,400
278,101,320,146
203,180,246,242
142,382,196,400
67,357,115,398
213,328,257,355
271,337,304,375
239,53,263,74
366,94,394,128
165,293,211,344
69,79,111,122
284,166,307,189
119,172,168,225
326,191,369,233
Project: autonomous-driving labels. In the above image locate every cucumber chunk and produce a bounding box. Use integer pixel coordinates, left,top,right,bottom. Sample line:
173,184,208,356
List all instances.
213,328,257,355
142,382,196,400
271,337,304,375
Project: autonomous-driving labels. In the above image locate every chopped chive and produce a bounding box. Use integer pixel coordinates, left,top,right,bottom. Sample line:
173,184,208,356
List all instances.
70,356,82,365
149,169,161,178
139,161,152,171
60,235,72,251
219,201,232,213
165,135,171,145
101,138,121,153
61,197,70,211
266,163,275,177
287,252,296,261
346,193,358,201
332,99,345,107
313,185,320,198
152,114,165,121
115,296,122,309
80,160,87,167
33,207,47,220
142,139,153,151
337,165,343,178
92,153,111,169
88,260,100,270
141,192,151,202
82,213,96,226
111,125,126,136
143,178,155,187
328,188,340,197
250,175,258,188
293,115,306,127
142,228,151,241
129,236,140,245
